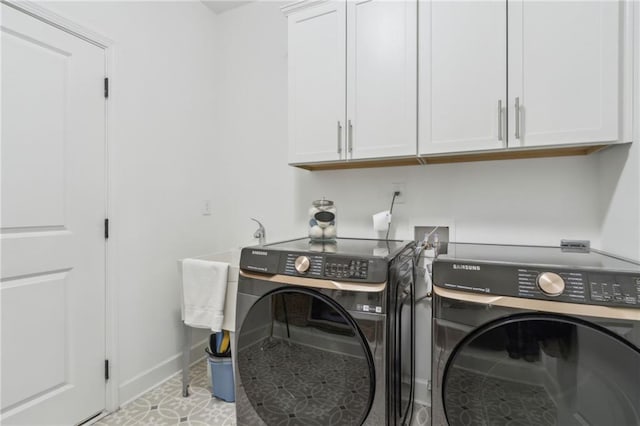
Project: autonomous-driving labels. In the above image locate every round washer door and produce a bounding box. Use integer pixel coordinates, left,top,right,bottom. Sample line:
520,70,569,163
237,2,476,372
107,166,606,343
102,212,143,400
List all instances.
237,287,375,426
443,314,640,426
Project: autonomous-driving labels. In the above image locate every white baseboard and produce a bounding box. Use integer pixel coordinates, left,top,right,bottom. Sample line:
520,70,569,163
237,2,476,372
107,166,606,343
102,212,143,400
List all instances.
117,338,208,407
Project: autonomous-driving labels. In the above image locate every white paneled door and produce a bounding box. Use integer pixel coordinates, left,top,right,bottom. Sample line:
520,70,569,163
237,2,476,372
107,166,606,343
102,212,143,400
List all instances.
1,4,106,425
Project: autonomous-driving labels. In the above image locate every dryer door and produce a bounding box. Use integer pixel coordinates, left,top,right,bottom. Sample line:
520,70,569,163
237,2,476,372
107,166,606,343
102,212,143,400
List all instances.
442,313,640,426
236,287,376,426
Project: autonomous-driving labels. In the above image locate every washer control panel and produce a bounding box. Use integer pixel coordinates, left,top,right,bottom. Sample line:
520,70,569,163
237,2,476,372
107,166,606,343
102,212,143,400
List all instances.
324,257,369,280
279,253,386,283
283,253,324,277
238,239,415,285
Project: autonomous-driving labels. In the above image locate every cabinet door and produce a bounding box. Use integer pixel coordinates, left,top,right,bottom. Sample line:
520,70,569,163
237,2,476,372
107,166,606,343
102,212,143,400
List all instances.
419,1,507,155
288,2,346,164
508,1,621,148
347,0,417,160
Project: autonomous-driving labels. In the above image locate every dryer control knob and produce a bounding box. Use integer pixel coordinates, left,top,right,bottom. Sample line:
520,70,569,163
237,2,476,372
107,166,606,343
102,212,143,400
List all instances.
294,256,311,273
537,272,565,296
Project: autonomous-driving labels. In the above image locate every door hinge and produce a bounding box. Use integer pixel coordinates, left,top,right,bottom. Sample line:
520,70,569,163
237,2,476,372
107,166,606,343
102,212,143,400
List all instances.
104,77,109,98
104,218,109,239
105,359,110,381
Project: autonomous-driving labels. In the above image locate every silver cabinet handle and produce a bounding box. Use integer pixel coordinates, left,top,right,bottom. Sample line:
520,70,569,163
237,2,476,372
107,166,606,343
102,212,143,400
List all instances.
337,121,342,154
515,97,520,139
348,120,353,154
498,100,503,142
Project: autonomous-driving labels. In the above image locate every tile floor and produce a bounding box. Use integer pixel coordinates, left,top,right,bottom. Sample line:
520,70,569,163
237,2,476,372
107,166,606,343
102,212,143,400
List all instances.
94,361,235,426
237,339,371,425
94,359,431,426
445,367,555,425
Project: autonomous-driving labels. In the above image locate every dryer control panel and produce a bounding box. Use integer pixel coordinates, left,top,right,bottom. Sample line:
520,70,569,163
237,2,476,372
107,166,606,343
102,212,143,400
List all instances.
588,273,640,306
518,269,640,307
434,261,640,308
517,269,589,302
431,242,640,309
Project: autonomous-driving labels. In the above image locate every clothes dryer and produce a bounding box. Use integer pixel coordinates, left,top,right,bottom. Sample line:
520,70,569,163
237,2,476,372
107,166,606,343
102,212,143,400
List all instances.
432,243,640,426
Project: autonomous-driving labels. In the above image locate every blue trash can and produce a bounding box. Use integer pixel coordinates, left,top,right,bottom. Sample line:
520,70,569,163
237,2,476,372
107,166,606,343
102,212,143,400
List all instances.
208,355,235,402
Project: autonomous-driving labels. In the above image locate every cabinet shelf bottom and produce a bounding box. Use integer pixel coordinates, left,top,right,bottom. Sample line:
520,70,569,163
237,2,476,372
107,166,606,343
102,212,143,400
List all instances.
292,144,612,171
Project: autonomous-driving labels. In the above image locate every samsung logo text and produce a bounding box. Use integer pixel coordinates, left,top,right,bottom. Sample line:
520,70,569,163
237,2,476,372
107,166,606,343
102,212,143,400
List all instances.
452,264,481,271
252,251,268,256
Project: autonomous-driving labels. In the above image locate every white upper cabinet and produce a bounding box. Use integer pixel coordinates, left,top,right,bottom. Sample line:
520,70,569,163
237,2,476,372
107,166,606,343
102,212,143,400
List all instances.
285,0,417,165
420,1,507,154
287,0,633,168
347,0,417,159
508,1,627,148
288,2,346,164
419,0,633,156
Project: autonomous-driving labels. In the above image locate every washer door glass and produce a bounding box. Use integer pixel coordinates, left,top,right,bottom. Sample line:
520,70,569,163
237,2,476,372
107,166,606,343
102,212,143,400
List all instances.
443,314,640,426
237,288,375,426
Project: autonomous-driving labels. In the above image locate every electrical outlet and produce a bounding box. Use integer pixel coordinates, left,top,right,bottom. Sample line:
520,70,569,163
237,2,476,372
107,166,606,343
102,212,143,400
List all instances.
392,182,406,204
202,200,212,216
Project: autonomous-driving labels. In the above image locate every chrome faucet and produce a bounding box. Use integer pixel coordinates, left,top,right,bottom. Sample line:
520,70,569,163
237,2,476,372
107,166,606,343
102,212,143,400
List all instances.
251,218,266,245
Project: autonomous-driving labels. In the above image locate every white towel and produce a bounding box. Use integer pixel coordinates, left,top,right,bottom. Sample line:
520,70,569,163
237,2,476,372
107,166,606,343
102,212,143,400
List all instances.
181,258,229,332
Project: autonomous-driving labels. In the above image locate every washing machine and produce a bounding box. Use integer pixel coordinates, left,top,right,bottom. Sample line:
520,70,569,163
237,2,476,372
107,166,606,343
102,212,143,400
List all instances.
431,243,640,426
234,237,416,425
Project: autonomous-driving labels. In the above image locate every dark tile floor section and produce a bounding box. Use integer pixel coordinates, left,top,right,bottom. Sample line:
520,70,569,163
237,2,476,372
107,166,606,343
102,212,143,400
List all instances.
444,367,556,426
237,340,371,425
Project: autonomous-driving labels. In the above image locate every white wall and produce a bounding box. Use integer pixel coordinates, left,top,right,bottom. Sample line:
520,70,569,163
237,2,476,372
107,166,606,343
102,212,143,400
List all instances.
213,0,640,407
42,1,222,405
213,1,300,247
598,1,640,260
599,144,640,259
